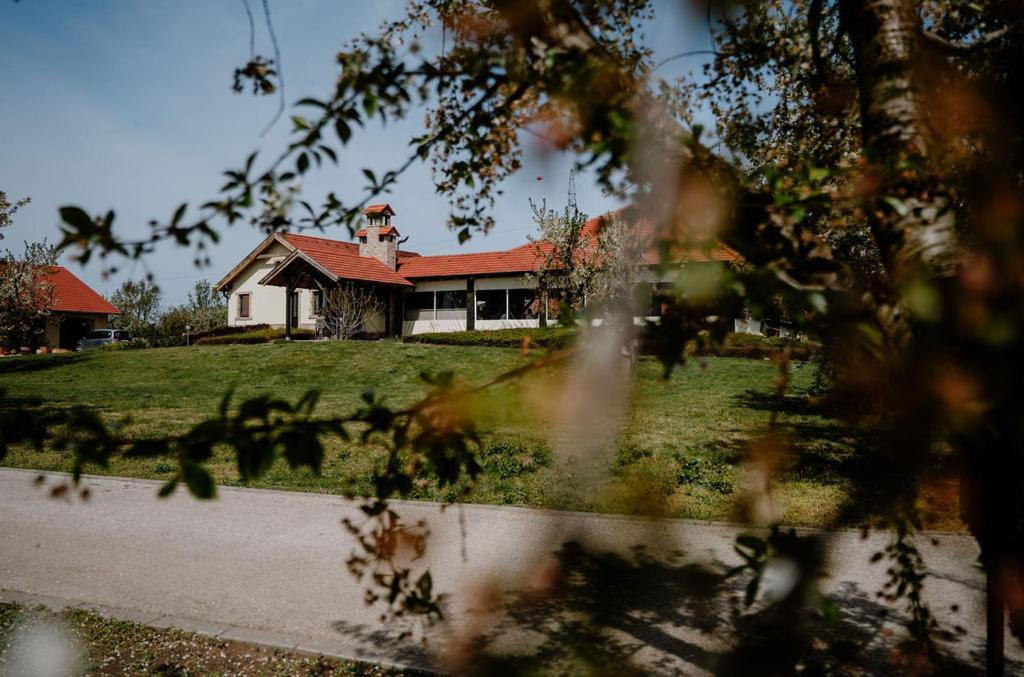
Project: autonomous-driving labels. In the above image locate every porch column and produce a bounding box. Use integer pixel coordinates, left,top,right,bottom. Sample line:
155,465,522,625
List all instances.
466,278,475,331
539,289,548,328
284,280,294,340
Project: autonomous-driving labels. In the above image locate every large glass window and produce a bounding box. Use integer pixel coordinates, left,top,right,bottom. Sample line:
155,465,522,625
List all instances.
436,290,466,309
404,291,434,321
436,290,467,320
508,289,539,320
475,289,507,320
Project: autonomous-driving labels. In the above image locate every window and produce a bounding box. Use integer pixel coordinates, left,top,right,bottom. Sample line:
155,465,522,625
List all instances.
86,330,112,340
476,289,507,320
404,291,435,321
237,293,251,319
437,291,466,308
113,330,131,340
436,290,467,320
508,289,539,320
311,290,323,317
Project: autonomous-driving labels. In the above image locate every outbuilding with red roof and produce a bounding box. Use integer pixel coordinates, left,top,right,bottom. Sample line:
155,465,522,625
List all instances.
41,266,121,349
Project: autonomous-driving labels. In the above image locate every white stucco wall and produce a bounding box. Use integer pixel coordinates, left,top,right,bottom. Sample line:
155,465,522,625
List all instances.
225,242,317,330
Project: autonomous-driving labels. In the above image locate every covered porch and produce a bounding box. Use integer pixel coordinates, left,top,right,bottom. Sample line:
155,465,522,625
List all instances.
258,250,405,338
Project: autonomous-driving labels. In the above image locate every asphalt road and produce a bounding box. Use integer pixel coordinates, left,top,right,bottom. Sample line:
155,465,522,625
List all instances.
0,468,1019,673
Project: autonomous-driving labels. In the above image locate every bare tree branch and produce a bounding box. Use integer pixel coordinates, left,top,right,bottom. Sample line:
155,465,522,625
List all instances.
921,25,1012,54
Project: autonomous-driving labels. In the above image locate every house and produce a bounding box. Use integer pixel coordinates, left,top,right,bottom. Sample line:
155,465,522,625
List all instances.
214,204,741,337
43,266,121,349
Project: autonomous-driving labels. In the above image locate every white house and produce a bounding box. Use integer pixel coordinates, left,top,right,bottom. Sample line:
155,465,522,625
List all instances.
214,204,743,337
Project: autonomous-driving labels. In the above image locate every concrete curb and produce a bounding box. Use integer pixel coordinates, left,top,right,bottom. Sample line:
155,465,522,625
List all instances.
0,587,438,674
2,465,974,538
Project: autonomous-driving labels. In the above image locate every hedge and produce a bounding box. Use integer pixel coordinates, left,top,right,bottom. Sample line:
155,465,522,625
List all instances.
688,332,820,361
193,328,315,346
403,326,818,360
190,323,270,341
402,327,576,350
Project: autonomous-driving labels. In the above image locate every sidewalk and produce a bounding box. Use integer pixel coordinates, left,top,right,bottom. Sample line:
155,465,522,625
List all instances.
0,468,1016,673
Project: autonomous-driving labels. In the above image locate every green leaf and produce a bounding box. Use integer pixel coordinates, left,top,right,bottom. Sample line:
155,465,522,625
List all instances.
823,599,840,625
808,166,830,182
59,206,95,232
182,461,215,499
295,97,326,109
335,118,352,143
417,571,433,598
171,203,187,227
744,576,760,606
458,227,471,244
736,534,766,555
157,478,178,498
882,196,910,217
296,153,310,174
291,115,311,131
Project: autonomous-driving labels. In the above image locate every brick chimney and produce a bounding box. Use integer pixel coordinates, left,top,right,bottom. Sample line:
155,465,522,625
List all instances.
357,204,399,270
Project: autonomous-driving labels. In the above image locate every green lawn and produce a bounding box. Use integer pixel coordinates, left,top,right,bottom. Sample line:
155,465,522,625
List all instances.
0,341,958,528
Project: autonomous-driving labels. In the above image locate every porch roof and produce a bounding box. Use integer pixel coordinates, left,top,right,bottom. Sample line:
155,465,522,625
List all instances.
260,248,413,288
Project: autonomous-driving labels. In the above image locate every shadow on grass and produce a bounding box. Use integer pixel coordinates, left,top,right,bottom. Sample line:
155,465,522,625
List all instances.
331,541,1000,675
0,352,85,375
733,388,964,529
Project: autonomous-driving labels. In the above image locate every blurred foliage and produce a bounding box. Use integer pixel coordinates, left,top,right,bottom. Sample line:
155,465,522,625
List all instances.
6,0,1024,670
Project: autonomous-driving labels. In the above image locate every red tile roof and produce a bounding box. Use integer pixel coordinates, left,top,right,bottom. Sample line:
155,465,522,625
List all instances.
395,215,740,279
234,212,741,289
46,266,120,315
364,204,394,215
397,247,544,279
280,233,413,286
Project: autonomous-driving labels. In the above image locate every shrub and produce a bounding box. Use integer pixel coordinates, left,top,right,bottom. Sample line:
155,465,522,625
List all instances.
193,328,314,346
403,327,575,350
480,440,549,479
98,337,151,351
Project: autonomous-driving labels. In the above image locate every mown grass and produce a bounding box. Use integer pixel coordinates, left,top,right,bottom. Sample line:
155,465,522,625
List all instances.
0,341,961,528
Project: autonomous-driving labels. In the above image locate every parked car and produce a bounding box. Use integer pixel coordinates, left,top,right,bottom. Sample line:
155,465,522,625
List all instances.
77,329,131,351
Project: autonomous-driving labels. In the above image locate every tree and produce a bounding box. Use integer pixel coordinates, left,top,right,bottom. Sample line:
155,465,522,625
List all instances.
185,280,227,333
528,174,599,320
0,241,56,351
109,279,161,341
318,285,384,339
0,192,30,237
9,0,1024,671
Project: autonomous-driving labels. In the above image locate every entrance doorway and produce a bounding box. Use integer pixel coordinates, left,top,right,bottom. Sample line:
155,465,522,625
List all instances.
58,317,92,350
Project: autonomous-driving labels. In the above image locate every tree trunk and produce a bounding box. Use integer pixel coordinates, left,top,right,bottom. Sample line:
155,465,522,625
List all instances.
840,2,1007,673
840,0,960,281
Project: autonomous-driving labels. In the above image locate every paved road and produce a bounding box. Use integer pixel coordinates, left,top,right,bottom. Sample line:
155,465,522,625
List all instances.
0,468,1019,673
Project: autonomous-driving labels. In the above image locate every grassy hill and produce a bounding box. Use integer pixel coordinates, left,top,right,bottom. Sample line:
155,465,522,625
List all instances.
0,341,959,528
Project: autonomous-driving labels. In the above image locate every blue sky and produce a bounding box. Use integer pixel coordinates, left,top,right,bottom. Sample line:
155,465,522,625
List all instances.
0,1,710,306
